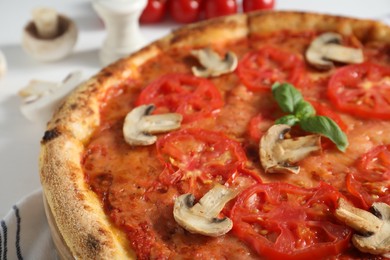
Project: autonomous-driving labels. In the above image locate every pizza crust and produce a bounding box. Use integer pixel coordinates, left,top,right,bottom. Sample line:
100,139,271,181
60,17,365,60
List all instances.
39,11,390,259
248,11,390,43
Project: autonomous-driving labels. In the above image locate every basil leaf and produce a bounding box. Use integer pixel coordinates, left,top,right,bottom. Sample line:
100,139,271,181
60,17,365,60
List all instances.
295,100,316,119
300,116,349,152
272,83,303,114
275,115,300,126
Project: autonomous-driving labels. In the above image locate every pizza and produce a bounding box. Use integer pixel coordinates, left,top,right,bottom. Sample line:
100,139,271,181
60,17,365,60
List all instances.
39,11,390,259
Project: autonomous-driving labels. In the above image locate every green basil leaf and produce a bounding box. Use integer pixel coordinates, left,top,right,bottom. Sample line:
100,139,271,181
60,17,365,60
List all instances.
275,115,300,126
300,116,349,152
295,100,316,119
272,82,303,114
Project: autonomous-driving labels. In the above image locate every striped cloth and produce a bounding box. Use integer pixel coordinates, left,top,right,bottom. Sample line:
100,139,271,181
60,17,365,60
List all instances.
0,190,57,260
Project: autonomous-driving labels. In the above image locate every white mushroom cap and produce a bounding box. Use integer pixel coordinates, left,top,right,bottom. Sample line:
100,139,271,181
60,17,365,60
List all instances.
306,32,364,70
191,47,238,78
335,198,390,255
260,124,321,174
19,71,83,124
22,12,78,62
123,104,182,146
173,184,237,237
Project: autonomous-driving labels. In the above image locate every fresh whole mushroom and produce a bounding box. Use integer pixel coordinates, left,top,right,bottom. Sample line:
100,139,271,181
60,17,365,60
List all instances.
306,32,364,70
123,104,182,146
260,124,321,174
191,47,238,78
22,8,78,62
173,184,237,237
335,198,390,255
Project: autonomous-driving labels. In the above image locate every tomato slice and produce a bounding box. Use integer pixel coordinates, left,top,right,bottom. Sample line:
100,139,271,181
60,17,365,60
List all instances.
247,113,275,143
156,128,260,195
346,145,390,208
230,182,351,260
356,144,390,182
327,62,390,119
135,73,223,123
236,46,306,92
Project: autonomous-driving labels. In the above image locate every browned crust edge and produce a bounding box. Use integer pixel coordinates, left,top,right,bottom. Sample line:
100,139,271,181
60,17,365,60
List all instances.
39,11,390,259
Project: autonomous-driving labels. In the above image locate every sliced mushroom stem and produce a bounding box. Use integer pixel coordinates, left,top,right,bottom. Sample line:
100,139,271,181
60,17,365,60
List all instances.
123,104,182,146
173,184,237,237
323,44,364,64
277,135,322,163
140,114,183,134
336,198,382,234
306,32,364,70
335,198,390,255
191,47,237,78
260,124,321,174
190,184,237,218
18,71,83,123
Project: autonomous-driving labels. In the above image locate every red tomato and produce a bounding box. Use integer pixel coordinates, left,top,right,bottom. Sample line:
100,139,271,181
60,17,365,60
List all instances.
247,114,275,143
345,173,373,210
327,62,390,119
156,128,260,195
242,0,275,12
309,100,348,132
230,182,352,260
346,145,390,208
236,46,306,92
140,0,167,23
204,0,238,19
169,0,202,23
356,144,390,182
135,73,223,123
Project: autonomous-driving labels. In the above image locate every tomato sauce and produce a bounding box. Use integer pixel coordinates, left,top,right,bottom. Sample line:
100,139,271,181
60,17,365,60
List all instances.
83,34,390,259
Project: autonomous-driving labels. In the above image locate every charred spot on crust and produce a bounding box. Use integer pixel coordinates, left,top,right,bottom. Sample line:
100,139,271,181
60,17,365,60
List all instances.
41,128,61,144
86,234,100,253
69,103,78,110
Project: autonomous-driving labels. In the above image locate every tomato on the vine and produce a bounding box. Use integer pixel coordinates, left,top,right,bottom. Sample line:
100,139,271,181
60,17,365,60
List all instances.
140,0,167,23
230,182,352,260
169,0,202,23
243,0,275,12
204,0,238,19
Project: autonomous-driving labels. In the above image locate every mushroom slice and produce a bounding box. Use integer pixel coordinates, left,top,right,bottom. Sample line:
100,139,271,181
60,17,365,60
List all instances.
306,32,364,70
335,198,390,255
173,184,237,237
260,124,321,174
19,71,83,123
191,47,237,78
123,104,182,146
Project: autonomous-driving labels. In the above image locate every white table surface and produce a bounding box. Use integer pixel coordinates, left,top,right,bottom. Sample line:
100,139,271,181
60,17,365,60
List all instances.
0,0,389,218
